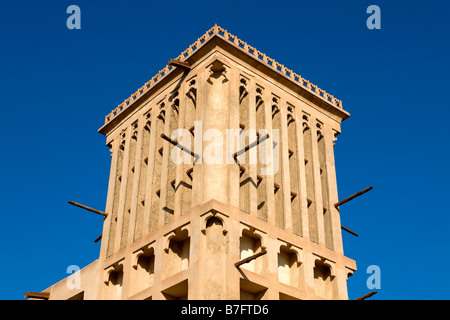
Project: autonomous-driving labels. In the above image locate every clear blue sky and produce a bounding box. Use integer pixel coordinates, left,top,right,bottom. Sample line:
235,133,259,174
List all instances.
0,0,449,300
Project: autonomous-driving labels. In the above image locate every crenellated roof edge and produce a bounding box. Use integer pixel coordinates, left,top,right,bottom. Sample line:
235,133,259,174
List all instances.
102,24,345,127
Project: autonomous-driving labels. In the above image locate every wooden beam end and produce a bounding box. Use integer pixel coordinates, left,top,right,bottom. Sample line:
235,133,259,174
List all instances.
24,291,50,300
168,59,191,69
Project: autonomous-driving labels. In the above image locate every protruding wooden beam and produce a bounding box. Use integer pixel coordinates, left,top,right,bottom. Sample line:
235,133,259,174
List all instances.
335,187,373,208
168,59,191,70
161,134,200,163
68,201,108,217
341,225,359,237
235,249,267,268
233,134,269,162
356,291,378,300
24,291,50,300
94,235,102,243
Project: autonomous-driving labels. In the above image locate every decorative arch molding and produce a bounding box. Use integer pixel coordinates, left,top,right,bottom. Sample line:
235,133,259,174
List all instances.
277,239,303,265
163,223,191,253
103,259,125,285
345,267,355,280
200,210,229,236
206,58,230,84
313,254,336,278
132,241,156,270
239,223,267,251
302,112,311,132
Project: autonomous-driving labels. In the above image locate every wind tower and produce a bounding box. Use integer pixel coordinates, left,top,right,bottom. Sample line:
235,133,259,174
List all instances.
28,25,359,300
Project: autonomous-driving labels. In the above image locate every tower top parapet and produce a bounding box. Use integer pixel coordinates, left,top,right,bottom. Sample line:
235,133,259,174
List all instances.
100,24,348,132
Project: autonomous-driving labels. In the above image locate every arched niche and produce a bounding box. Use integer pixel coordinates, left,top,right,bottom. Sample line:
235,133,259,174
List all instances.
277,241,304,290
239,224,267,275
162,225,190,279
103,260,124,300
313,255,337,300
130,243,156,296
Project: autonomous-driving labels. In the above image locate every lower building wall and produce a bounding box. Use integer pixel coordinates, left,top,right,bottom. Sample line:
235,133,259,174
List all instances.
39,201,355,300
43,260,100,300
